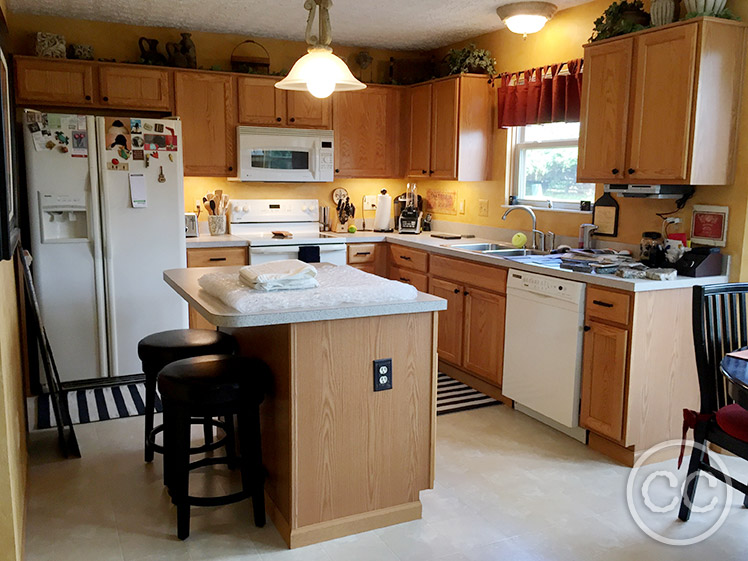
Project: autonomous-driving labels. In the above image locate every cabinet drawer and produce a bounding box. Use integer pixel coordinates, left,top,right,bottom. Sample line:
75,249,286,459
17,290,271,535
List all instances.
348,243,377,264
430,254,507,294
388,266,428,292
388,245,429,273
350,263,376,275
186,247,247,268
586,286,631,325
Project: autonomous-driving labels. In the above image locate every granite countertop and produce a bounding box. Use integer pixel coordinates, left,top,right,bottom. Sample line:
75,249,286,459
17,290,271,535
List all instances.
164,266,446,328
185,230,728,293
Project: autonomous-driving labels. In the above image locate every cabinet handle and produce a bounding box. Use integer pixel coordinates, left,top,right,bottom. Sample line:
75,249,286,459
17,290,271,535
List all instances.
228,166,233,172
453,288,460,294
628,168,636,174
102,96,109,102
422,169,427,174
592,300,614,308
85,95,91,101
464,290,470,296
429,170,434,174
276,117,282,122
289,117,295,123
399,255,412,261
399,277,411,282
209,257,227,262
584,325,591,332
335,168,340,173
355,252,371,256
611,168,619,175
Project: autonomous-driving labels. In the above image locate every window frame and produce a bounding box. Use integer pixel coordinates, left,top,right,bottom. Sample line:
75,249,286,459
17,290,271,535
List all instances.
508,123,591,212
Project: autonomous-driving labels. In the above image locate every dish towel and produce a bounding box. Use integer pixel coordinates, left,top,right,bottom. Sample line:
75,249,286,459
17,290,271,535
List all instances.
239,259,319,291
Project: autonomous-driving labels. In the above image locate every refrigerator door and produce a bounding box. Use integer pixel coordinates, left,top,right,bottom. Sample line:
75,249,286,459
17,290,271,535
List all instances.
22,111,108,383
96,117,188,377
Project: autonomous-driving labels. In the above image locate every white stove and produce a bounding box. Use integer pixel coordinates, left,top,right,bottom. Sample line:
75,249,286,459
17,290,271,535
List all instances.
230,199,346,265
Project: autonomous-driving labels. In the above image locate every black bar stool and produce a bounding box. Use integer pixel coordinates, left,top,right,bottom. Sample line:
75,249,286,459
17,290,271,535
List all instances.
158,354,271,540
137,329,238,463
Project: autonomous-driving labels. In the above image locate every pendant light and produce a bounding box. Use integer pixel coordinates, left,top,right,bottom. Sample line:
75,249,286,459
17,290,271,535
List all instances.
275,0,366,99
496,2,557,37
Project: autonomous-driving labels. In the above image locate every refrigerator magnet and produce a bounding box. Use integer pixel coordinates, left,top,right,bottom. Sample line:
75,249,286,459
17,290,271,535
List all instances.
71,131,88,158
130,119,142,134
129,173,147,208
133,149,144,161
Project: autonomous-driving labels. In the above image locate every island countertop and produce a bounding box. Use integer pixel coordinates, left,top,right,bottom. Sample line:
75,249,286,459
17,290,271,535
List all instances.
164,266,447,328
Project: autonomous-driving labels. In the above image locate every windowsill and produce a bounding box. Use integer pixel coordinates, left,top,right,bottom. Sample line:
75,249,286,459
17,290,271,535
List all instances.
501,204,592,215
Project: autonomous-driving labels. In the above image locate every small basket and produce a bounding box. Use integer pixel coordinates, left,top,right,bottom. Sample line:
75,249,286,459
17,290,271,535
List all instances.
230,40,270,74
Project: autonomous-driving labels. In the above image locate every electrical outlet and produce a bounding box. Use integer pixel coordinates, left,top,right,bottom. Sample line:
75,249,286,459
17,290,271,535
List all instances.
459,199,466,214
363,195,378,211
478,199,489,217
373,359,393,391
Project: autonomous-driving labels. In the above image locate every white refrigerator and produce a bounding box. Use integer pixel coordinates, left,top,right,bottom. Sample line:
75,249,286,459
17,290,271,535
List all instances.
23,111,188,384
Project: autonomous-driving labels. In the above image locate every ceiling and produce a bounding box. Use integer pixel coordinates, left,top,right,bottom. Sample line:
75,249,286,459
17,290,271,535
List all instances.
11,0,595,51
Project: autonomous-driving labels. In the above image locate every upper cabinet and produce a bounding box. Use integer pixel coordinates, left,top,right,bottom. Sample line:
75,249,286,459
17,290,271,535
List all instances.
174,70,236,176
15,56,172,111
237,75,331,128
407,74,493,182
578,18,747,185
332,85,403,178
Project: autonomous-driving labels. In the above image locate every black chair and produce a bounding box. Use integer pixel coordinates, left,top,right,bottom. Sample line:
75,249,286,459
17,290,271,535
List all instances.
679,283,748,521
137,329,238,462
158,354,271,540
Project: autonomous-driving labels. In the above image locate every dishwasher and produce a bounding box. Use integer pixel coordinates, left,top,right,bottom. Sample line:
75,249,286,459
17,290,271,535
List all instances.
502,269,587,442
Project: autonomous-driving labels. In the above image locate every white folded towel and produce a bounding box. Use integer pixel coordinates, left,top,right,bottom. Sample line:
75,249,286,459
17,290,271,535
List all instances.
239,260,317,286
249,277,320,292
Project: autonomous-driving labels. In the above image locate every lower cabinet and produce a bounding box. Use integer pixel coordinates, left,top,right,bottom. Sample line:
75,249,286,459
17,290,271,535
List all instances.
347,243,386,276
429,278,464,365
186,246,248,328
463,288,506,386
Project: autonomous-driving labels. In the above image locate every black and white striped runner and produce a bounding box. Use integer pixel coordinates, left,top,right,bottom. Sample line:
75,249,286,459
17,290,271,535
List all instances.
437,373,501,416
32,383,160,430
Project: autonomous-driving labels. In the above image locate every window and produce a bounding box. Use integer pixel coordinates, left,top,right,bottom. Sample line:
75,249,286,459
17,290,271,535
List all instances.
509,122,594,210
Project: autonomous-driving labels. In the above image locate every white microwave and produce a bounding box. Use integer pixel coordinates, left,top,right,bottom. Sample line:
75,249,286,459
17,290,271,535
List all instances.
236,126,334,182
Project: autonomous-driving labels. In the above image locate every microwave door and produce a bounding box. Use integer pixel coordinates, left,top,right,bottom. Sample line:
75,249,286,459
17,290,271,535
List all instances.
247,142,315,182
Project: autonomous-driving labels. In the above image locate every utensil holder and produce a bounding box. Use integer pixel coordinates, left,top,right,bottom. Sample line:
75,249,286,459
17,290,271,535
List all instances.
208,215,227,236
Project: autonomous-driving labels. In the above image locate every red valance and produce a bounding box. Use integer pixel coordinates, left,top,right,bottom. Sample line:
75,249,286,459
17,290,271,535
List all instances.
497,58,583,129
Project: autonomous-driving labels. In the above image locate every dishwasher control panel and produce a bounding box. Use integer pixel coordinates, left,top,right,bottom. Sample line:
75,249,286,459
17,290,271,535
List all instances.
506,269,585,305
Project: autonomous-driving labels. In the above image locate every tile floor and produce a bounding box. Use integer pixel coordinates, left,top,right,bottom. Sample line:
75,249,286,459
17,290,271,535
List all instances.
25,404,748,561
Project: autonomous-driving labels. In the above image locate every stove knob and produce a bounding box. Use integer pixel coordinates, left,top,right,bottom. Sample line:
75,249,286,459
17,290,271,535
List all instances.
301,205,308,212
243,205,249,212
233,205,241,213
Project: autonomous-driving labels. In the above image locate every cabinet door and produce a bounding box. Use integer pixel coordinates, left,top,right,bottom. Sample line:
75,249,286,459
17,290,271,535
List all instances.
15,57,94,106
175,72,236,176
407,83,432,177
429,278,465,366
237,76,285,126
333,86,401,178
577,39,633,183
187,247,247,329
463,288,506,386
627,25,698,182
429,78,459,179
98,65,171,110
287,91,331,128
580,320,629,442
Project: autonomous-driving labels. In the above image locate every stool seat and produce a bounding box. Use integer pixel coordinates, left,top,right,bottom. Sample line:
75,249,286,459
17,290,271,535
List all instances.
138,329,237,372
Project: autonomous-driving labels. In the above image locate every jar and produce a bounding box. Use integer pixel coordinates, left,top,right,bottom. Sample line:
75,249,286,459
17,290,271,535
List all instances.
640,231,664,266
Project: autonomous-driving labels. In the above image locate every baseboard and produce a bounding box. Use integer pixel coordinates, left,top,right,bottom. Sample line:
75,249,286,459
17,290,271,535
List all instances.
438,361,513,406
588,432,635,467
59,373,145,392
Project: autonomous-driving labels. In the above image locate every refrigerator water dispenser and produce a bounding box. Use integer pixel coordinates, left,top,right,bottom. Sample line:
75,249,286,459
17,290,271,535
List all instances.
39,193,89,242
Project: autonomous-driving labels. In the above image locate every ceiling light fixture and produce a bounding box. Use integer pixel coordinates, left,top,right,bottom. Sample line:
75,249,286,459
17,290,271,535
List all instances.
496,2,558,37
275,0,366,99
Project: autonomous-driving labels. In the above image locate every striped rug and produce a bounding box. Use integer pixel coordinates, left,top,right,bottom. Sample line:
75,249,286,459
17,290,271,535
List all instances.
31,383,160,430
436,373,501,416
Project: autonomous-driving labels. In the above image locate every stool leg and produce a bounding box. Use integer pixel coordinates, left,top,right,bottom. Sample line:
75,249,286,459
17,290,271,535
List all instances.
224,415,238,470
203,418,214,447
144,369,157,463
239,406,265,527
172,405,192,540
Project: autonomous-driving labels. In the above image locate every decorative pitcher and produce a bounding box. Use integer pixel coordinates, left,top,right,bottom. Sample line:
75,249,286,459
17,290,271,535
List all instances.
138,37,167,66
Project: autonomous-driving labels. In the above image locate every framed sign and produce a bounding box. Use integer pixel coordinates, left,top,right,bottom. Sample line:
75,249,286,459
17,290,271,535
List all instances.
691,205,728,247
0,46,18,260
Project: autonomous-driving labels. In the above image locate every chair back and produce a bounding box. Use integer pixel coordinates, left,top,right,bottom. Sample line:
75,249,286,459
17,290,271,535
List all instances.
693,283,748,413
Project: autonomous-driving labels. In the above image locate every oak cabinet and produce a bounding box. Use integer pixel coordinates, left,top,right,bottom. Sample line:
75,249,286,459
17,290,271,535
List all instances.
186,247,247,328
429,277,464,365
406,74,493,181
15,57,95,107
578,18,747,185
580,320,629,442
237,76,331,128
347,243,386,276
174,71,236,176
463,288,506,386
333,86,403,178
97,65,171,110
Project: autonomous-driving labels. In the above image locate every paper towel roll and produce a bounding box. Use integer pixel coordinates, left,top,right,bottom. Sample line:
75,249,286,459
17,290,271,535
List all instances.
373,190,392,231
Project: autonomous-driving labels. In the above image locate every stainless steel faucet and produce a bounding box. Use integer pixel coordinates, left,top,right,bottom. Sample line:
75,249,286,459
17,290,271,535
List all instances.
502,205,544,251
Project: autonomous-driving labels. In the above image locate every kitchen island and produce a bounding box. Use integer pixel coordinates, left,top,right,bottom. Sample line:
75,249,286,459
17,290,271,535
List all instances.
164,266,446,548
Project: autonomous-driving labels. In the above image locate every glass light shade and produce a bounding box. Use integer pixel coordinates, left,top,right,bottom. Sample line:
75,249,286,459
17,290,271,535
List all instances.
503,14,549,34
275,48,366,98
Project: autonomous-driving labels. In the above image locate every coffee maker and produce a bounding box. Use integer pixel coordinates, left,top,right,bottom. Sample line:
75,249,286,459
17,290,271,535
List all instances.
395,183,423,234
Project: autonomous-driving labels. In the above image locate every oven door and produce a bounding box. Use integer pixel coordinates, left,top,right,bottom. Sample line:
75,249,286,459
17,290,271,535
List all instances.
249,244,347,266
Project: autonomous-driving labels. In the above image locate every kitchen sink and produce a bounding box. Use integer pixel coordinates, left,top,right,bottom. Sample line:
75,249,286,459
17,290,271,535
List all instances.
482,249,548,257
448,242,514,252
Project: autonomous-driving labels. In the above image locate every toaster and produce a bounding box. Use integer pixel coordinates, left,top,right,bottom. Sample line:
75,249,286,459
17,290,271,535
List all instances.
184,213,198,238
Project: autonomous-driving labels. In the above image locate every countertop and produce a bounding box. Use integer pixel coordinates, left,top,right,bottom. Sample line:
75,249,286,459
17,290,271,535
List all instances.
186,230,728,293
164,266,446,328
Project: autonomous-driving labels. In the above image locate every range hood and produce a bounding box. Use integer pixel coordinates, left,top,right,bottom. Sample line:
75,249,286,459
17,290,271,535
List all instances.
604,184,695,199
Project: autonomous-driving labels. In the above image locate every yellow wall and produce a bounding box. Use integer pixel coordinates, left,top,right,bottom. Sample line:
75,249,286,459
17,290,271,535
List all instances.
0,258,26,561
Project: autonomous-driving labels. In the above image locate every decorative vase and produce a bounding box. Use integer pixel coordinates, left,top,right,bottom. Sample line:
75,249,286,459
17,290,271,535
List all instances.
683,0,727,14
166,42,189,68
622,7,651,26
67,44,94,60
35,32,66,58
179,33,197,69
138,37,167,66
651,0,677,26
